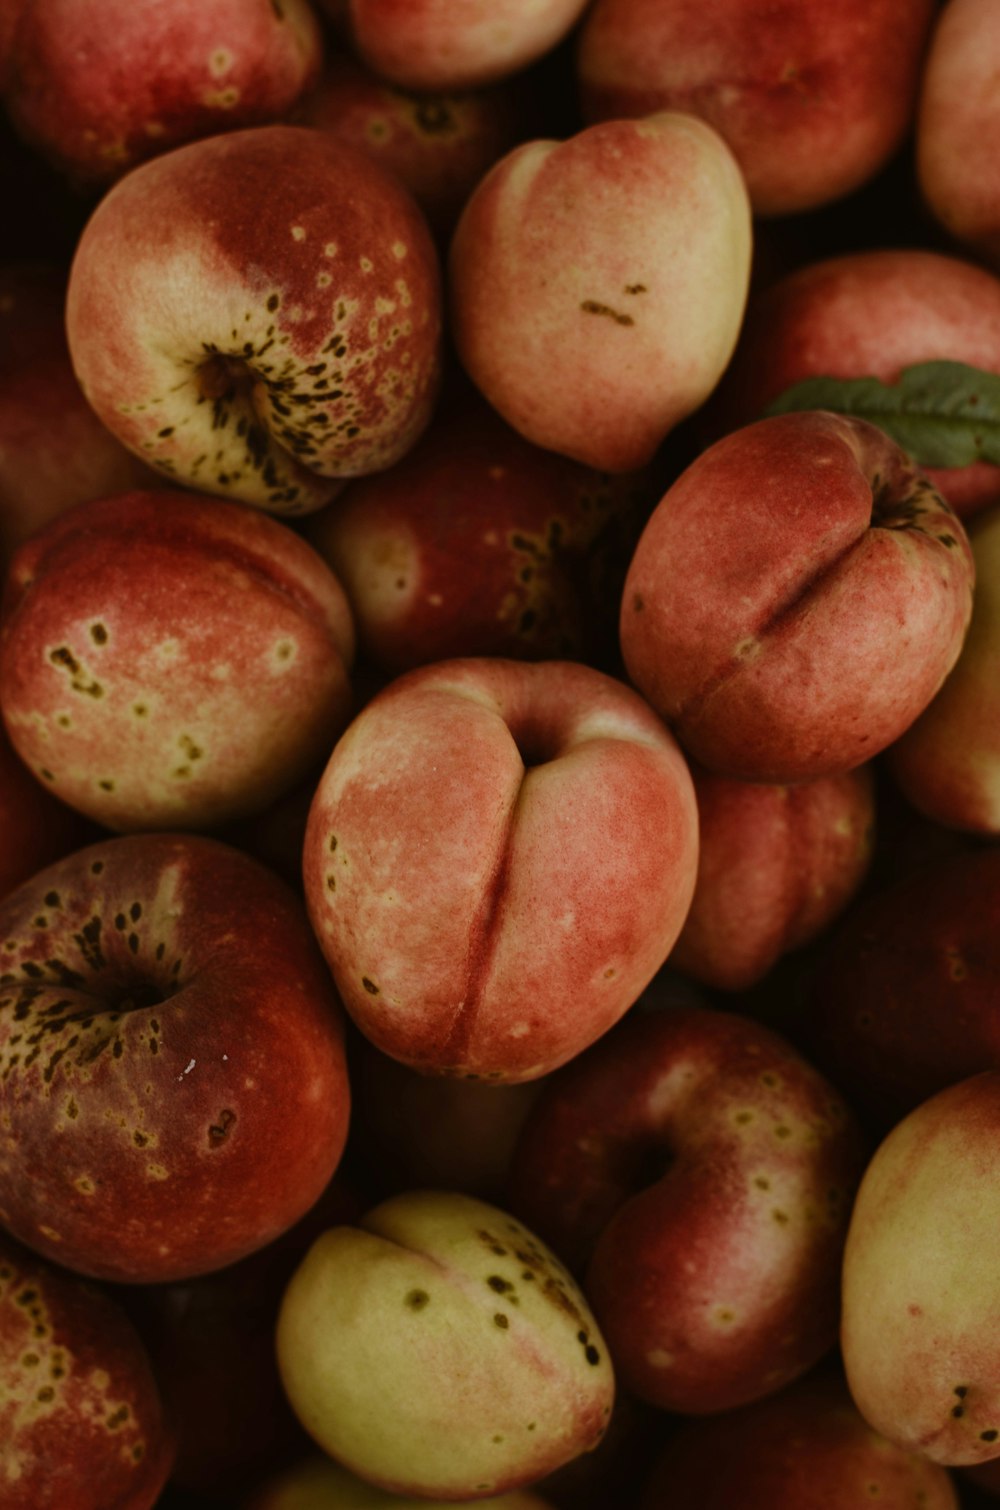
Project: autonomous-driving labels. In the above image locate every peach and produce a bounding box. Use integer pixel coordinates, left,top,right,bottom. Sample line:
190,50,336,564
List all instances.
887,503,1000,833
0,1232,175,1508
708,248,1000,520
805,846,1000,1134
0,262,154,568
841,1072,1000,1466
5,0,324,184
449,111,751,472
577,0,936,217
66,125,442,514
347,0,591,91
0,489,354,831
917,0,1000,269
670,763,875,992
0,832,351,1282
303,51,526,240
507,1005,865,1414
620,411,975,783
637,1369,959,1509
304,390,651,674
244,1455,557,1508
303,657,698,1082
275,1189,614,1498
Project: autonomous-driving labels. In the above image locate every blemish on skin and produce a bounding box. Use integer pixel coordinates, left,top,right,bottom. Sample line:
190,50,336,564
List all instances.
982,1430,999,1443
359,256,374,274
493,1313,509,1329
362,977,379,995
391,241,407,260
291,226,306,242
177,1058,196,1081
209,48,233,76
89,623,109,646
405,1288,430,1310
580,298,634,327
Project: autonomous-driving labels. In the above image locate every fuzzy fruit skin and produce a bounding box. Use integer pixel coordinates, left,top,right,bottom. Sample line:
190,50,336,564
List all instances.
0,1232,175,1509
66,125,442,515
507,1005,865,1414
0,488,354,831
670,763,875,992
348,0,590,90
841,1072,1000,1467
917,0,1000,269
637,1369,959,1510
707,248,1000,520
620,411,975,784
276,1190,614,1498
304,391,650,674
577,0,936,217
805,846,1000,1135
0,832,351,1284
303,657,698,1082
449,112,751,473
5,0,323,185
246,1454,557,1508
887,505,1000,834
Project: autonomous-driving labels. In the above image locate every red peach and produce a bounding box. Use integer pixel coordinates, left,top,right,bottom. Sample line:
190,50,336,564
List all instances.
0,489,354,832
304,390,651,673
0,832,351,1283
670,763,875,992
577,0,936,217
507,1004,865,1414
303,51,527,240
303,657,698,1082
708,248,1000,520
620,411,975,783
0,1232,175,1508
66,125,442,514
637,1369,959,1509
5,0,324,184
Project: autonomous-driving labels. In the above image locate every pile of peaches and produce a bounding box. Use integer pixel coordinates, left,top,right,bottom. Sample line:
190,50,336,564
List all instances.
2,1,1000,1507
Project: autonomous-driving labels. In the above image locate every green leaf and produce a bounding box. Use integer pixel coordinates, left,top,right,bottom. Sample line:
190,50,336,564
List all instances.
764,360,1000,469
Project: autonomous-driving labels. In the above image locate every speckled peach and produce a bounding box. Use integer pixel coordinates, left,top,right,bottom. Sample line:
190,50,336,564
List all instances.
670,763,875,992
0,832,351,1283
303,51,526,239
842,1072,1000,1467
577,0,936,217
620,412,976,783
887,504,1000,834
0,488,354,831
917,0,1000,268
302,657,699,1082
0,1232,175,1509
637,1371,959,1510
508,1005,865,1414
276,1190,614,1498
5,0,323,184
708,249,1000,520
348,0,591,90
246,1454,557,1509
304,391,650,673
66,125,442,514
449,111,751,472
